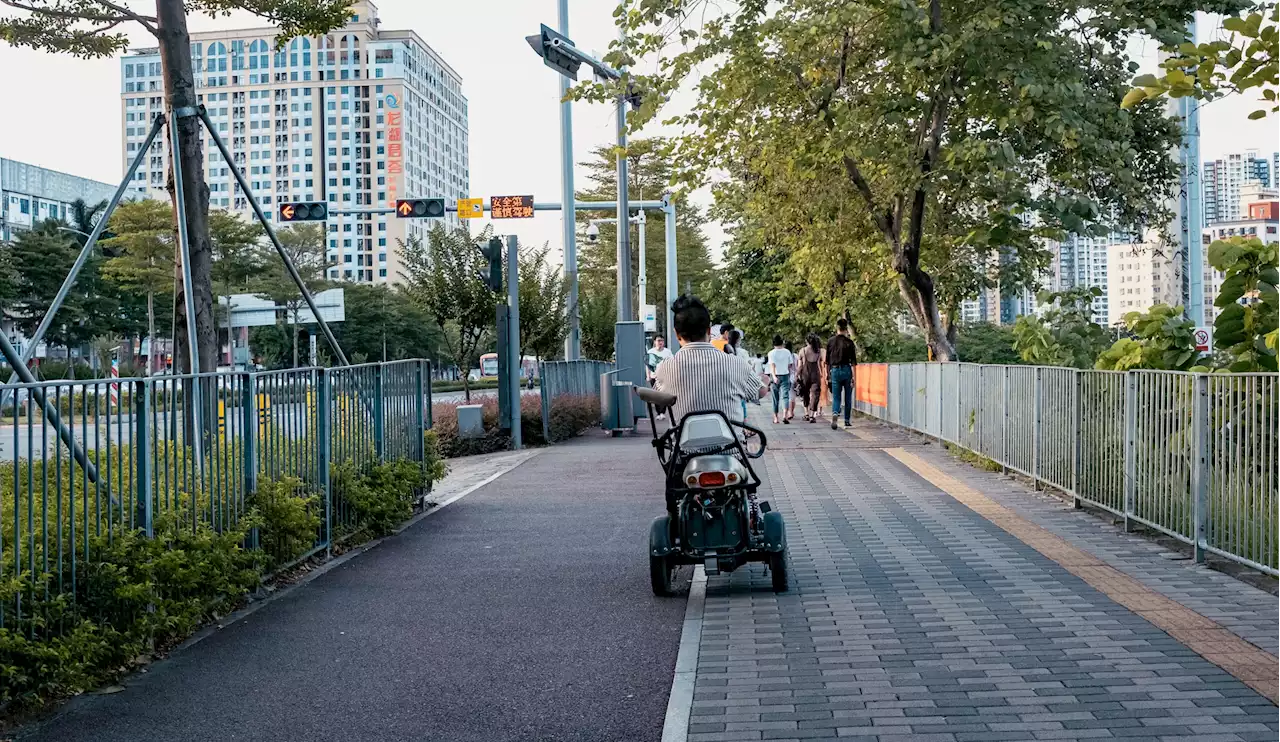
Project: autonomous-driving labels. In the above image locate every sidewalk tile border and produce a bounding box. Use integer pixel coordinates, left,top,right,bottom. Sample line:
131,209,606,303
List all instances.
663,566,707,742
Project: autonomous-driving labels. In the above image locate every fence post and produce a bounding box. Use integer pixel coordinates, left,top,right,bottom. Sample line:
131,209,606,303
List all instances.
242,373,257,497
956,366,963,445
415,360,426,466
1032,367,1041,490
976,366,984,455
317,367,332,557
374,364,385,462
1123,372,1137,533
1001,366,1009,473
1191,374,1208,563
540,361,551,444
1072,370,1082,509
425,361,433,430
134,379,152,538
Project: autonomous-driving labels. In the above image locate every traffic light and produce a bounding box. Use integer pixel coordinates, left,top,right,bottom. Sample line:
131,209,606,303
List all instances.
479,236,503,292
279,201,327,222
395,198,446,219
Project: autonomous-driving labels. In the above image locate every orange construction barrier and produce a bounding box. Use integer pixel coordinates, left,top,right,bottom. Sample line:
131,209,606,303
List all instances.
856,364,888,408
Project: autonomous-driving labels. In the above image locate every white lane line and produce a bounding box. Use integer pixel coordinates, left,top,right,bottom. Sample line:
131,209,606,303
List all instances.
661,565,707,742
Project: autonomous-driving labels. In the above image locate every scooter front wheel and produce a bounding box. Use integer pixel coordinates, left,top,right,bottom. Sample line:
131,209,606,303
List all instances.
650,554,674,596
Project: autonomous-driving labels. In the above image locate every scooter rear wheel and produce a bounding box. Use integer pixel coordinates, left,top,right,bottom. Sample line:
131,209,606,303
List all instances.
650,554,674,596
769,551,789,592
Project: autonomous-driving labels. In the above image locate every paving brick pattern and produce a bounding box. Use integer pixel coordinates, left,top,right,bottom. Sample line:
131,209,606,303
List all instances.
687,416,1278,742
901,440,1279,657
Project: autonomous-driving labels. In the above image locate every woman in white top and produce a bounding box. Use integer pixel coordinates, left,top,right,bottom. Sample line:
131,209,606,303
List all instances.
766,334,796,424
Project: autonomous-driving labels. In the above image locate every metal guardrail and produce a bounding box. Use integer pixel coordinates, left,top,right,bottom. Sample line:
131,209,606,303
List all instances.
857,362,1279,576
538,360,615,442
0,359,434,624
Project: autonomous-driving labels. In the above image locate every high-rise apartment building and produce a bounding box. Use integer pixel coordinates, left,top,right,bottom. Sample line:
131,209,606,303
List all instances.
1107,230,1182,324
0,158,115,241
1203,149,1275,225
1049,232,1118,325
119,1,469,284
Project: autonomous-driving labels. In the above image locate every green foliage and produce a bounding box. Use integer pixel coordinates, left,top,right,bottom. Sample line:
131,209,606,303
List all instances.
1012,287,1111,368
253,223,330,368
248,476,320,565
331,460,425,539
0,519,261,709
400,224,498,397
1125,4,1277,119
329,283,441,364
0,0,352,59
1208,237,1279,372
1095,304,1201,371
955,323,1022,365
582,0,1208,359
518,244,569,362
574,138,715,336
863,333,929,363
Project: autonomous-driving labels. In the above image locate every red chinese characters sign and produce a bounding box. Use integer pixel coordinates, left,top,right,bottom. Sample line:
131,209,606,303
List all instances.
385,109,403,208
489,195,534,219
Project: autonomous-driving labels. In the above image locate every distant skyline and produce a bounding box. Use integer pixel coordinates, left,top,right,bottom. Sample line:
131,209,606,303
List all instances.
0,4,1275,267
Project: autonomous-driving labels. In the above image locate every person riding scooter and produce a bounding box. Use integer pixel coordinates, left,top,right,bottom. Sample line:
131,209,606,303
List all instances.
651,295,768,426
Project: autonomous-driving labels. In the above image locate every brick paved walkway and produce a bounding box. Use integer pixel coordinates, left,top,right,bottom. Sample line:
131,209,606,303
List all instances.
682,412,1278,742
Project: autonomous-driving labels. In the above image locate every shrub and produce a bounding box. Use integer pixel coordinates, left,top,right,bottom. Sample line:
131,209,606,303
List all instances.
432,393,601,456
0,518,261,709
331,459,425,539
248,476,321,566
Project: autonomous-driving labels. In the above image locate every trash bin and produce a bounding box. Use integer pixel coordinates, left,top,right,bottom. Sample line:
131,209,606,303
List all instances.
600,370,636,435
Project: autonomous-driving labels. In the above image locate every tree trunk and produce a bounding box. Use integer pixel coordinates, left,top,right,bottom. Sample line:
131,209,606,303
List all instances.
897,273,956,361
146,292,156,376
156,0,215,377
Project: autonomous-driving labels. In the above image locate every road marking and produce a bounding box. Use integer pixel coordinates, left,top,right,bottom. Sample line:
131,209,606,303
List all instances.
661,566,705,742
884,446,1280,704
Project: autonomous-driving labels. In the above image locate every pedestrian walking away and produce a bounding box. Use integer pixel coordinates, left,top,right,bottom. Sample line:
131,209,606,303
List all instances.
795,333,823,422
767,334,795,424
646,335,674,419
724,329,751,421
825,318,857,429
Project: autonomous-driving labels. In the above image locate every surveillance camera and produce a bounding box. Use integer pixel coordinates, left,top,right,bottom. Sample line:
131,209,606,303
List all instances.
585,223,599,242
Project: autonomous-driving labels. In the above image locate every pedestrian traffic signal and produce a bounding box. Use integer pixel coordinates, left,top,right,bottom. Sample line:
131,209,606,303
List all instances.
479,236,503,292
279,202,328,222
395,198,446,219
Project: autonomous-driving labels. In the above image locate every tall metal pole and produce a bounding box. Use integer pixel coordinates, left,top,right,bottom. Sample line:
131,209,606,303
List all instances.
615,98,632,322
1178,18,1205,326
664,196,679,349
169,110,205,474
558,0,580,360
507,235,522,450
636,209,647,316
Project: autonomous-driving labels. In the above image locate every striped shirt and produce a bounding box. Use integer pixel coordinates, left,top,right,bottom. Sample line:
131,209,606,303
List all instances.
652,342,765,423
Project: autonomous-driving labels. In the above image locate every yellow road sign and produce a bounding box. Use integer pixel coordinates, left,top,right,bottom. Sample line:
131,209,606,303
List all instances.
458,198,484,219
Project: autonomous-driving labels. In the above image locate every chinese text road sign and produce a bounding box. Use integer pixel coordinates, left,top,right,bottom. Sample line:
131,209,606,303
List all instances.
490,195,534,219
458,198,484,219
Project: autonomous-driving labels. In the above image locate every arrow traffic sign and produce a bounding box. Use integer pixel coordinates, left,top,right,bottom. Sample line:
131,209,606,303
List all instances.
394,199,446,219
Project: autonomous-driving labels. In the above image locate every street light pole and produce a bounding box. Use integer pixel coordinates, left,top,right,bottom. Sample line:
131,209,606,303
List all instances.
558,0,580,359
615,86,632,322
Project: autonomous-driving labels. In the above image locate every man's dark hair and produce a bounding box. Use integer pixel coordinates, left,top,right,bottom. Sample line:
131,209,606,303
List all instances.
720,322,734,336
773,334,784,347
653,334,664,342
837,318,849,333
672,295,712,341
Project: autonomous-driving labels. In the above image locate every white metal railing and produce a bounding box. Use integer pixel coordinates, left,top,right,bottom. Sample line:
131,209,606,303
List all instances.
856,362,1278,576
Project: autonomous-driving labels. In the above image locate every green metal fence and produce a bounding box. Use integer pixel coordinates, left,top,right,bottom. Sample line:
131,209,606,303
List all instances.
857,362,1279,576
0,360,434,625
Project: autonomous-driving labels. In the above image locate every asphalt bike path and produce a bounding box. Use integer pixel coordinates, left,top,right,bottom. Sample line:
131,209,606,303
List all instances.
20,435,687,742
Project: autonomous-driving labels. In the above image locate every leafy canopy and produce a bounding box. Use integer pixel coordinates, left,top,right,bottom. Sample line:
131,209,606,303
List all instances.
575,0,1224,358
0,0,354,58
1011,287,1112,368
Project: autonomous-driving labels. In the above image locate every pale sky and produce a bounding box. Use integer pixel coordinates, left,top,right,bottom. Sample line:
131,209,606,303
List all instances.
0,3,1276,266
